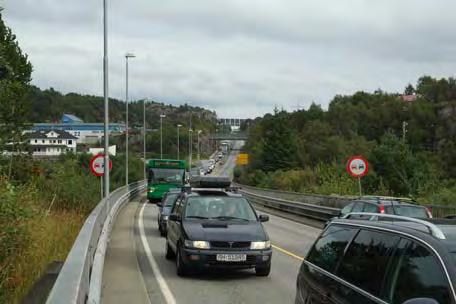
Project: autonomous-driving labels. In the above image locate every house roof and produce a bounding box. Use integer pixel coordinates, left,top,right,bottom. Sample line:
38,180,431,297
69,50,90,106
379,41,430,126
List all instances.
28,130,78,140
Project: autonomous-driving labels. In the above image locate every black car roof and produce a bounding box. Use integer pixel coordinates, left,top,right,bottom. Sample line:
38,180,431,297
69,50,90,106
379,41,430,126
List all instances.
352,199,424,207
185,189,243,198
330,218,456,247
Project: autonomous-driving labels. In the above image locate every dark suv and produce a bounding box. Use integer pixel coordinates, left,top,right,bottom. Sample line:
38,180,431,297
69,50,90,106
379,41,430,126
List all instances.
165,176,272,276
157,189,181,236
296,213,456,304
339,196,432,219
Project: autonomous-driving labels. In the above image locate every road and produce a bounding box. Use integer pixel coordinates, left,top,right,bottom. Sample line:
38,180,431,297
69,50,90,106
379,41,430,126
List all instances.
102,141,321,304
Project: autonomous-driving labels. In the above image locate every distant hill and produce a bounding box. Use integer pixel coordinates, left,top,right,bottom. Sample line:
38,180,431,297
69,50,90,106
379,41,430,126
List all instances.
25,86,218,131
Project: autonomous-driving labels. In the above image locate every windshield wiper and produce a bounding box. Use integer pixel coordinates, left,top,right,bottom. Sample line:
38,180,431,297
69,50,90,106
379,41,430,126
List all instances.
210,216,249,221
186,215,209,219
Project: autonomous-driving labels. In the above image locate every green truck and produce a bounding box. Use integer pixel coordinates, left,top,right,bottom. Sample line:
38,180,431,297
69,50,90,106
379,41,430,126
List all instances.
147,159,186,203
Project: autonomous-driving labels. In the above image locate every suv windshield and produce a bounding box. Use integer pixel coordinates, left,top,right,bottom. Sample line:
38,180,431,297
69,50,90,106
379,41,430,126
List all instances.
185,196,257,221
394,205,428,218
163,193,179,207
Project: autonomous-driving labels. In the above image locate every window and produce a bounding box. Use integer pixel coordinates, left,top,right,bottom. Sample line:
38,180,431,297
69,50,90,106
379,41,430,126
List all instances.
363,203,378,213
68,140,72,145
307,225,357,272
58,140,62,144
340,203,354,217
42,140,45,143
184,196,257,220
393,205,428,218
390,241,452,304
351,202,364,212
337,229,400,297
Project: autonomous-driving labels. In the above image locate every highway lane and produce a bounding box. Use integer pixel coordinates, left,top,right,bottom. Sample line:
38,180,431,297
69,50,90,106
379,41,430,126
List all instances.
136,200,320,304
102,141,322,303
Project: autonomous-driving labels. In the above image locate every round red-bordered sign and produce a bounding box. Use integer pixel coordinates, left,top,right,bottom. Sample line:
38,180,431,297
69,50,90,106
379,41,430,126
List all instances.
346,155,369,178
90,154,112,177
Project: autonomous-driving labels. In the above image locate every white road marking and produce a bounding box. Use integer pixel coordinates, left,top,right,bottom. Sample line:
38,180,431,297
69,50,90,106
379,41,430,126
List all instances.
138,203,177,304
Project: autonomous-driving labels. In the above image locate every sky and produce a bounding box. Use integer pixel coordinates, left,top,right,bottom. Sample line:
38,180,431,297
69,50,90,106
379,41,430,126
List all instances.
2,0,456,118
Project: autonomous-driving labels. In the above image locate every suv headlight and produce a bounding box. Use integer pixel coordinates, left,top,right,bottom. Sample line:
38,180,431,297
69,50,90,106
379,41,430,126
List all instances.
250,241,271,250
149,187,155,192
184,240,210,249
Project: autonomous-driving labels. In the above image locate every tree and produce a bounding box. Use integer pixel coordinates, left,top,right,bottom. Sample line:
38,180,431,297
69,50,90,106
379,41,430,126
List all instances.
404,83,415,95
0,11,33,177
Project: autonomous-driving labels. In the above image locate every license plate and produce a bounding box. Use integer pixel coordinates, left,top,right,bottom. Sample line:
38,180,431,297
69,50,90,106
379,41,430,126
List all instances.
216,254,247,262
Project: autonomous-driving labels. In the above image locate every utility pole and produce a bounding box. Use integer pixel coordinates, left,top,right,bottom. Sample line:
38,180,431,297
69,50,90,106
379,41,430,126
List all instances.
189,113,193,169
197,130,202,161
103,0,109,197
125,53,135,186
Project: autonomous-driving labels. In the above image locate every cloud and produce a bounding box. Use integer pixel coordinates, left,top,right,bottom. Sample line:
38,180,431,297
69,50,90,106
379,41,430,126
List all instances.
3,0,456,118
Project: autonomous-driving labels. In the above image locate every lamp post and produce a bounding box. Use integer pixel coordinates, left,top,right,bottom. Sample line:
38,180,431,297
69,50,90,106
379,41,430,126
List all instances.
160,114,166,159
188,128,193,169
177,124,182,160
125,52,135,186
103,0,109,197
197,130,202,161
143,99,147,180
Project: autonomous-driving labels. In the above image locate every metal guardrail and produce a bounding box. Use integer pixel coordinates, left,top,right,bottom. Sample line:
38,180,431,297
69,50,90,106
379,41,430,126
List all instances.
238,183,456,221
46,180,146,304
240,189,340,222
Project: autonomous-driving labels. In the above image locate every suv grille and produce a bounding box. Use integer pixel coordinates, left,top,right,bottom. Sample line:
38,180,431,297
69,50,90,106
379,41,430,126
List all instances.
210,241,251,249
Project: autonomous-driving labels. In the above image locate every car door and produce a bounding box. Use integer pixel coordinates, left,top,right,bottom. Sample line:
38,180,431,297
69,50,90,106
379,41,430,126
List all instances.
384,239,454,304
300,225,358,304
168,197,183,250
330,228,400,303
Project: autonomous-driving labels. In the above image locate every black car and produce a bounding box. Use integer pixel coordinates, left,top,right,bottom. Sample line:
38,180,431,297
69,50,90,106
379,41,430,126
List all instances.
338,196,432,219
165,176,272,277
157,189,181,236
296,213,456,304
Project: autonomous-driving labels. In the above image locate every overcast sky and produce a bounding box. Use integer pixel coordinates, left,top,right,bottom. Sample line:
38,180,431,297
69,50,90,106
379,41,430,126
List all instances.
2,0,456,118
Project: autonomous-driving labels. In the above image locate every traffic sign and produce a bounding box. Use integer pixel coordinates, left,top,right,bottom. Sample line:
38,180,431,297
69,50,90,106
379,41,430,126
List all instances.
90,154,112,177
237,153,249,165
346,155,369,178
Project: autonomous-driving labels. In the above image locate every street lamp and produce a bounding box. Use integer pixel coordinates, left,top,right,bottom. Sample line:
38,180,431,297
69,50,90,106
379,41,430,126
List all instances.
143,99,147,180
188,128,193,169
160,114,166,159
103,0,109,197
197,130,202,161
125,52,135,186
177,124,182,160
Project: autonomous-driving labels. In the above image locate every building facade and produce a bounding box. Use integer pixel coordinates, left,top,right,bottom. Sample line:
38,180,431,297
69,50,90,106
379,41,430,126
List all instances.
29,130,77,157
31,114,125,144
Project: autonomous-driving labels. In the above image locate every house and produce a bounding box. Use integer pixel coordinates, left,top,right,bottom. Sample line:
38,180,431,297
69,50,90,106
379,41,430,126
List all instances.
30,114,125,144
28,130,77,157
400,94,419,102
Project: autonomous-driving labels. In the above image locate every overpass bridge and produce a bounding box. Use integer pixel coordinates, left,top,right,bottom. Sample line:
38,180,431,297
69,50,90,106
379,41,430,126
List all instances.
208,132,248,140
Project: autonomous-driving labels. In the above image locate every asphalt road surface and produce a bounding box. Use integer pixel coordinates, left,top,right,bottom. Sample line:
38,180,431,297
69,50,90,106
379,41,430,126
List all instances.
102,143,321,304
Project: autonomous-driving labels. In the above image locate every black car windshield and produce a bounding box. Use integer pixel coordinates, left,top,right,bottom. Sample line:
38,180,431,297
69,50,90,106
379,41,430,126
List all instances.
185,196,257,221
163,193,179,207
394,205,428,218
149,168,184,184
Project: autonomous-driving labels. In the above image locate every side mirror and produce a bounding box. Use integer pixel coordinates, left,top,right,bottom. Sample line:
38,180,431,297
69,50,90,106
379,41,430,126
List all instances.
169,213,181,222
402,298,440,304
259,215,269,222
156,202,163,207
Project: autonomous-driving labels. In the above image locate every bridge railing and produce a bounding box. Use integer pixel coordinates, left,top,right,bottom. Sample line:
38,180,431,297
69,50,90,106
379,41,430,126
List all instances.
46,180,146,304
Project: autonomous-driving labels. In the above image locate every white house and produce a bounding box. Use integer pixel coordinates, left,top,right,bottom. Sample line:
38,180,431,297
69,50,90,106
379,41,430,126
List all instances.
28,130,78,156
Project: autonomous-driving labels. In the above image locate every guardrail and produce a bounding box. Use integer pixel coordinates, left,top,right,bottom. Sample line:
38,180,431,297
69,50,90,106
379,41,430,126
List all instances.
46,180,146,304
237,183,456,222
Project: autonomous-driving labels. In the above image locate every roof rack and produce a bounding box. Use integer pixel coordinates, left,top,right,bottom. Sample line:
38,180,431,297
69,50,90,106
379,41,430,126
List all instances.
342,212,446,240
359,195,414,202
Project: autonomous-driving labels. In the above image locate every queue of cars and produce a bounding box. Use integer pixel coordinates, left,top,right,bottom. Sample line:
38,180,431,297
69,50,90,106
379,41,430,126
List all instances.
152,180,455,303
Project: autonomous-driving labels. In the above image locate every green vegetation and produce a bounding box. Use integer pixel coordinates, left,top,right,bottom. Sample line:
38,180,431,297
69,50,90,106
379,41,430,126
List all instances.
237,78,456,204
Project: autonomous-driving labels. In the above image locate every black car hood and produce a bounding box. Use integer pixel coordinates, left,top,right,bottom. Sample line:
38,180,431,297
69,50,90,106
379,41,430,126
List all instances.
183,220,267,241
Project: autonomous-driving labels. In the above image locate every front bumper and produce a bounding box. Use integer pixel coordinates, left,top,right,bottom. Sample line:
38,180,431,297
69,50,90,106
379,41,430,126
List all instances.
180,247,272,269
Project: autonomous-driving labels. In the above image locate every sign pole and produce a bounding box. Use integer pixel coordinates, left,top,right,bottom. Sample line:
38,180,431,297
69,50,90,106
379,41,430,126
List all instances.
358,176,362,196
101,176,103,200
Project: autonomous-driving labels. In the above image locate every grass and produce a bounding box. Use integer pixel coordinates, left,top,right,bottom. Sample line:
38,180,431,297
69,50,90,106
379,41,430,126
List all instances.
6,210,84,304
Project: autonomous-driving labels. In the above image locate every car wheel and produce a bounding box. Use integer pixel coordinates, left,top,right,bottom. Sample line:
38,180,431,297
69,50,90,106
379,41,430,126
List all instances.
255,263,271,277
165,240,175,260
176,245,189,276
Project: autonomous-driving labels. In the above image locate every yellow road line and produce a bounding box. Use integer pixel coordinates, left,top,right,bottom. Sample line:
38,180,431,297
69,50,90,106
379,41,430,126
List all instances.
272,244,304,261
